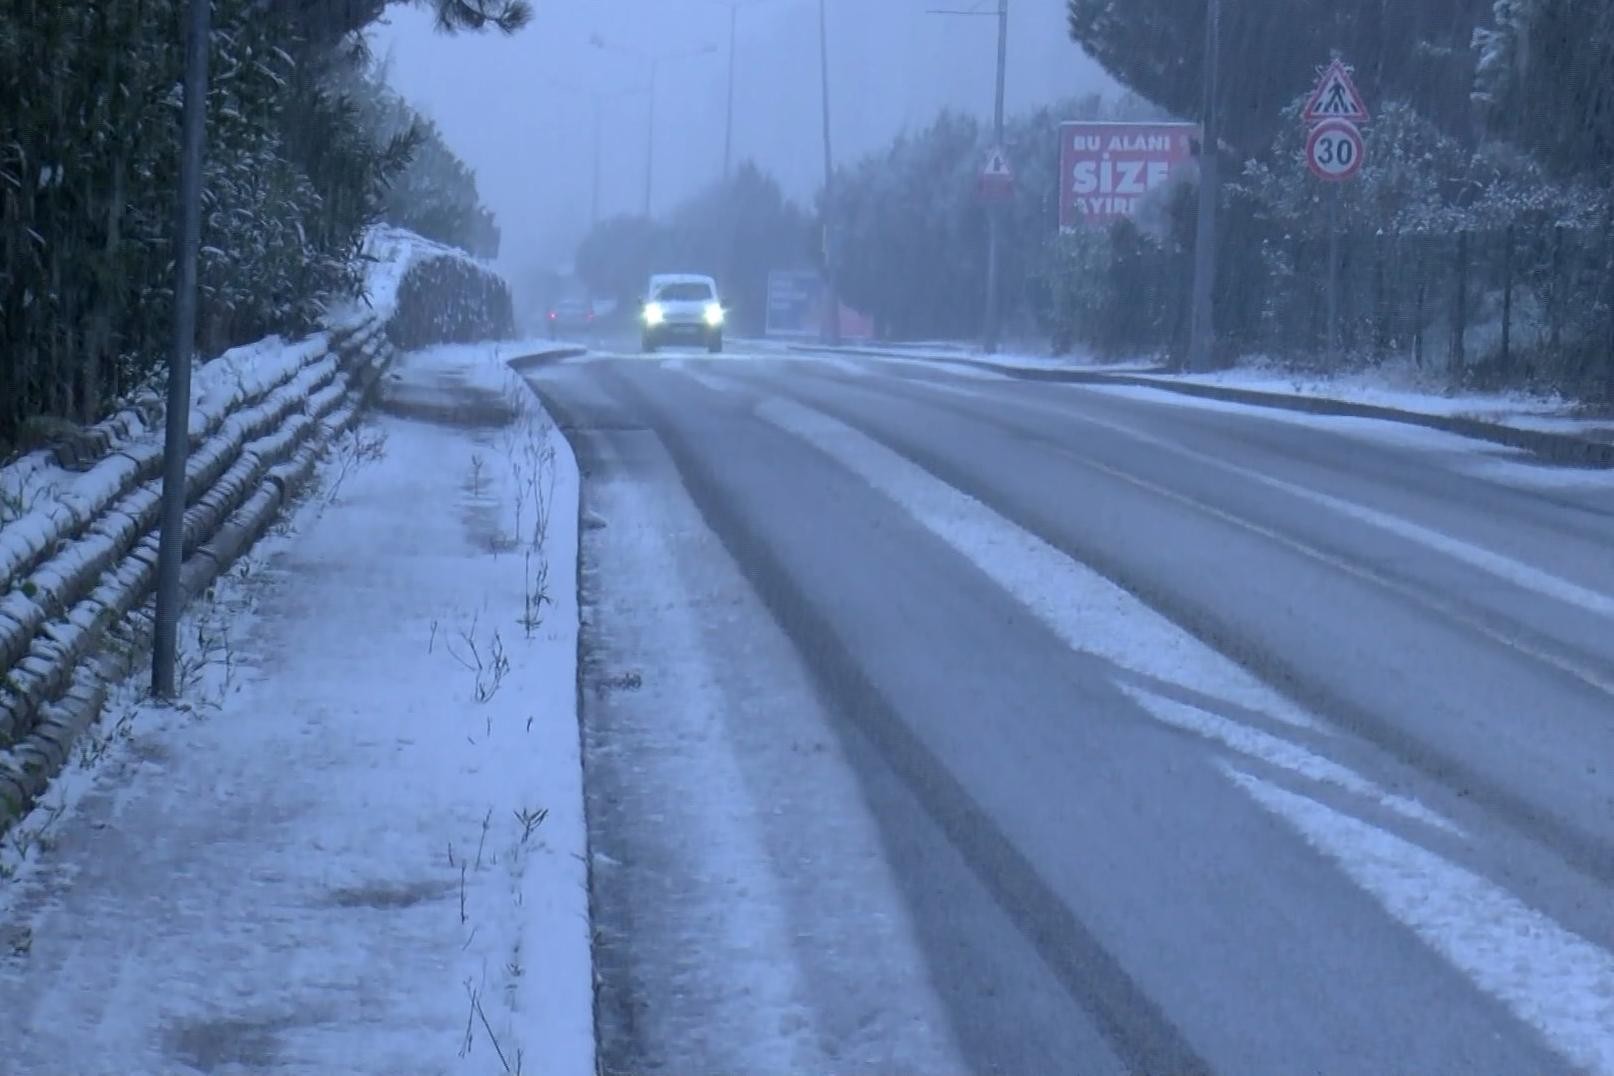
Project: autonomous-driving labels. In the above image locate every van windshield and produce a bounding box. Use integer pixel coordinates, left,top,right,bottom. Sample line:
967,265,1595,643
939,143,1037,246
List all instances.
655,283,714,301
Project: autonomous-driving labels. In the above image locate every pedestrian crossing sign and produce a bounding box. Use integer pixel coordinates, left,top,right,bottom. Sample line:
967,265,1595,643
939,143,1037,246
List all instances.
1302,59,1370,125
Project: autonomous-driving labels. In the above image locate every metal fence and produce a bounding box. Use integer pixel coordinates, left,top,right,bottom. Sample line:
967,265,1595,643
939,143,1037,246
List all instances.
1063,223,1614,397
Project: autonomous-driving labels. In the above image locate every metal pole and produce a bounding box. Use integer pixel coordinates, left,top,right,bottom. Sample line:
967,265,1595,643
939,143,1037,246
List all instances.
1186,0,1219,372
644,59,657,216
591,94,602,226
818,0,840,345
1327,186,1340,362
983,0,1007,353
723,2,738,179
153,0,210,699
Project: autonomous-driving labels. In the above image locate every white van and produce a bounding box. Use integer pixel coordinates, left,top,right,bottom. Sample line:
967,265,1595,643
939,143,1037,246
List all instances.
641,273,724,353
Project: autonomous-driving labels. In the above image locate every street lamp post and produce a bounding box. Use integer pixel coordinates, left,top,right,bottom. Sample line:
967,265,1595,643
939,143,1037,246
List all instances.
591,93,603,225
590,34,716,217
817,0,840,345
645,58,659,215
543,78,648,225
153,0,210,699
707,0,777,181
723,2,738,178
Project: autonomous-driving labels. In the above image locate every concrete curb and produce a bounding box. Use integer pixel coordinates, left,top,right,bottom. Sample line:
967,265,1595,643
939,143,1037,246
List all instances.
791,345,1614,469
506,346,587,371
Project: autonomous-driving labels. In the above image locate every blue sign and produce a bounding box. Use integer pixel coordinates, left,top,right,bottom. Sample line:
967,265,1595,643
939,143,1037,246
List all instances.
765,270,824,338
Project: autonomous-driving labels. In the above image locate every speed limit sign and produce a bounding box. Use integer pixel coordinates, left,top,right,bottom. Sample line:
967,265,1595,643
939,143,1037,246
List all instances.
1306,119,1365,181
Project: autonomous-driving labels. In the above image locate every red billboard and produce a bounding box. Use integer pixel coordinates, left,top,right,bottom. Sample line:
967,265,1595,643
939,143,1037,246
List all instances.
1059,122,1198,229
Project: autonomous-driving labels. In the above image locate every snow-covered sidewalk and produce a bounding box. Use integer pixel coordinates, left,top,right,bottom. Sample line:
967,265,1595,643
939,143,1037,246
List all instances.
0,343,592,1075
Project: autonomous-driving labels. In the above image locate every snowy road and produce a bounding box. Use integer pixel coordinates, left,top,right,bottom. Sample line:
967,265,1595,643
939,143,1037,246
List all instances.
526,344,1614,1075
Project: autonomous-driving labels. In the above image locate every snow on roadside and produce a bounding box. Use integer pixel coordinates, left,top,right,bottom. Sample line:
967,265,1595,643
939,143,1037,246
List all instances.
1134,354,1584,421
0,343,593,1076
815,343,1613,440
331,224,484,327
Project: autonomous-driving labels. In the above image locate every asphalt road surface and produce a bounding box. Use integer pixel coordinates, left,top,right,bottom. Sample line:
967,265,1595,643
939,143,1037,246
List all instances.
523,338,1614,1076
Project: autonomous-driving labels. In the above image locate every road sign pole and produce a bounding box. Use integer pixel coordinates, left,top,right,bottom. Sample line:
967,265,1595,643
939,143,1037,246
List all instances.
1301,57,1368,367
1327,185,1341,362
153,0,210,699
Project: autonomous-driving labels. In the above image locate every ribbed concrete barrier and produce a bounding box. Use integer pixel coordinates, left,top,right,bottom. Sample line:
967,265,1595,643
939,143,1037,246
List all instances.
0,234,520,832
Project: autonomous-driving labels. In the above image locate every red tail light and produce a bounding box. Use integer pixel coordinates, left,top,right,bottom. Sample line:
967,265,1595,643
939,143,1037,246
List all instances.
547,311,557,320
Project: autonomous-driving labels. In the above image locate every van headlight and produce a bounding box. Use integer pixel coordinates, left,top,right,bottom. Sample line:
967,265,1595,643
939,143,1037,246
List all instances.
703,302,724,327
643,302,665,326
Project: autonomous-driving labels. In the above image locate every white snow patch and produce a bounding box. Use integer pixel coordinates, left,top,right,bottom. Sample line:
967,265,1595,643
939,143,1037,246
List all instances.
328,224,489,327
1225,764,1614,1076
584,463,963,1073
1119,684,1458,834
1147,356,1575,419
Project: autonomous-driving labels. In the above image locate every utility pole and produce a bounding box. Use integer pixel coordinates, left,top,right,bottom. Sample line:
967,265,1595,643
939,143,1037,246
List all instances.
818,0,840,345
152,0,210,698
1186,0,1220,372
983,0,1008,353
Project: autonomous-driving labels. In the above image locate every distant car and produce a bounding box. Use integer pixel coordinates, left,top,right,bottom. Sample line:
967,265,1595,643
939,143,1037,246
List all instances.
547,297,594,338
640,274,724,354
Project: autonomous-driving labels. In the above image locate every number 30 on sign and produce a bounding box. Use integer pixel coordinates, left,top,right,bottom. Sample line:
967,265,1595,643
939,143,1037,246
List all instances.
1306,119,1365,182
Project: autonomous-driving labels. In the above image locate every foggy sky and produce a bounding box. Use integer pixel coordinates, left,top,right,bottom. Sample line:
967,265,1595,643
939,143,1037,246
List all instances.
368,0,1118,281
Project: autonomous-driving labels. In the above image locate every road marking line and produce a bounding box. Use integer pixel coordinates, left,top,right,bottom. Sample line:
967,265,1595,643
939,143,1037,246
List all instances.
788,355,872,377
942,380,1614,620
1078,400,1614,621
675,367,742,396
1224,762,1614,1076
915,379,1614,700
756,396,1321,735
1121,684,1459,835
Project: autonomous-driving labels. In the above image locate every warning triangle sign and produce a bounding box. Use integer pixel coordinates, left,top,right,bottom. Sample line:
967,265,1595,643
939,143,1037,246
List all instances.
982,147,1012,178
1303,59,1370,124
